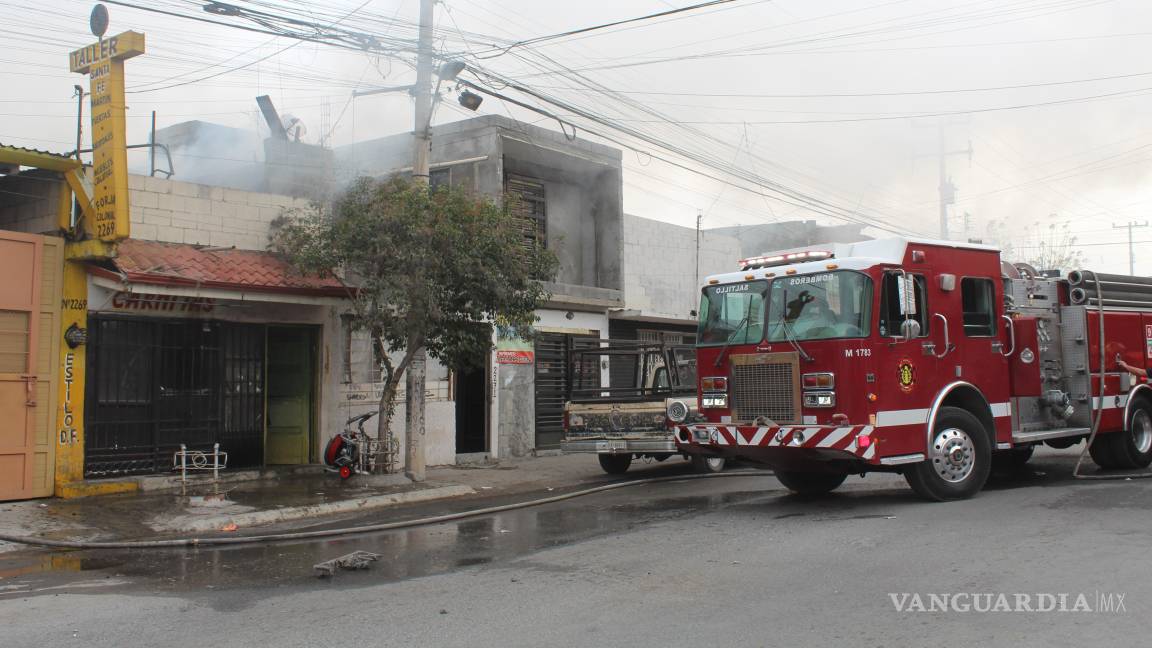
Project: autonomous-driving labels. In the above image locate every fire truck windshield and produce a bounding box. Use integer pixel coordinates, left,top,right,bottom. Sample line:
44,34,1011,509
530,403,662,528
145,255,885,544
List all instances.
697,280,768,346
766,271,872,341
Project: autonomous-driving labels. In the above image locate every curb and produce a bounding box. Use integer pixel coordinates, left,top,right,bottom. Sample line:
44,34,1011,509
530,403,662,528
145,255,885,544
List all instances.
149,484,476,534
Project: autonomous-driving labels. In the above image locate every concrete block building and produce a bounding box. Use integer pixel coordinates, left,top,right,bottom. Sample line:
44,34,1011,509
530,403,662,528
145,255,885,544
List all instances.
0,115,853,495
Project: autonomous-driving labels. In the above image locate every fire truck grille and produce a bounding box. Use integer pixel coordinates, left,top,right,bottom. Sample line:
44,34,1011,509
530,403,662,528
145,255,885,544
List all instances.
731,358,799,424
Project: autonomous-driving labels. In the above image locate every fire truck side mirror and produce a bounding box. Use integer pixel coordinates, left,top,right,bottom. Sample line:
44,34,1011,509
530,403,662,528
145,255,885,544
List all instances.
900,318,921,341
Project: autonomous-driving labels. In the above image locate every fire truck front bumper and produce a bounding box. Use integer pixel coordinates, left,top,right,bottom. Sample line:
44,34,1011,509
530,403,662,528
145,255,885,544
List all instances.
676,423,879,470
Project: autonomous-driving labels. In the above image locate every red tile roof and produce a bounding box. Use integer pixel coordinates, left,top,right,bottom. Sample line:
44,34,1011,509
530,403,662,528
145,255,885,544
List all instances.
95,239,347,297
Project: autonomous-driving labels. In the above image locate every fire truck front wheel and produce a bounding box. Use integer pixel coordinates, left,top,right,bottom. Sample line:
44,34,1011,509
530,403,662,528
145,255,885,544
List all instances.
690,455,726,473
598,454,633,475
774,470,848,495
905,406,992,501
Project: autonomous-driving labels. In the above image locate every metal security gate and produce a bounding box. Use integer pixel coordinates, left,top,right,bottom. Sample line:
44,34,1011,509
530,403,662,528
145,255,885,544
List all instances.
85,316,265,476
533,332,597,449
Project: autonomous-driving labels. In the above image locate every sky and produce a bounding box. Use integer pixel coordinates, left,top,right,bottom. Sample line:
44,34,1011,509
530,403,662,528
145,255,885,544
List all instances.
5,0,1152,274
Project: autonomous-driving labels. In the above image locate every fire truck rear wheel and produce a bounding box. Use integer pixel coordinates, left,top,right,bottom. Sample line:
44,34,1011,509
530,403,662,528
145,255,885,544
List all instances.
1121,401,1152,468
904,407,991,501
690,455,726,473
774,470,847,495
598,454,633,475
1096,400,1152,470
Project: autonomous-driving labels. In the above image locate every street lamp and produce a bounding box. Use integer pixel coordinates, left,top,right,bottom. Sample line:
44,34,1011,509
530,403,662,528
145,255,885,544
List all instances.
457,89,483,111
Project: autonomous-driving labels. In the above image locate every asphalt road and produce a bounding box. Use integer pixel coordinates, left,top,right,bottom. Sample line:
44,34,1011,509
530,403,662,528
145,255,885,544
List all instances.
1,448,1149,647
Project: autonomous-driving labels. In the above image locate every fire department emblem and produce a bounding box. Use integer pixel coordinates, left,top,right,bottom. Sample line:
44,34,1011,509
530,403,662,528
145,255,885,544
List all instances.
897,359,916,392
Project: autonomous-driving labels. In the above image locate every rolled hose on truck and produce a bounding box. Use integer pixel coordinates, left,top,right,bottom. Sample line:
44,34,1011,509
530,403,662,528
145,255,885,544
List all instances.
0,471,763,550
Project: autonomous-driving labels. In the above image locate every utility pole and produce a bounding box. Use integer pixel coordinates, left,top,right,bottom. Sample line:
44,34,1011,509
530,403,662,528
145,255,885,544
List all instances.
695,208,702,288
932,121,972,240
405,0,434,482
1113,221,1150,275
938,125,950,240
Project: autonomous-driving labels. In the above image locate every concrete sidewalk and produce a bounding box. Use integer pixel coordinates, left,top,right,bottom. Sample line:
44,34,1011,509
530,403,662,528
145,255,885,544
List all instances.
0,453,708,550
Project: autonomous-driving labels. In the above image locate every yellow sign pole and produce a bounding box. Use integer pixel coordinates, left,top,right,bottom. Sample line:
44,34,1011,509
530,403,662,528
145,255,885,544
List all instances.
69,30,144,242
54,20,145,496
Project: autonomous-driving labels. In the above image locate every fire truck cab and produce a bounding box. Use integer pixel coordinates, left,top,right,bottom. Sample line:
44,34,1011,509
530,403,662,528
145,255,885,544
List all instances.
674,237,1152,500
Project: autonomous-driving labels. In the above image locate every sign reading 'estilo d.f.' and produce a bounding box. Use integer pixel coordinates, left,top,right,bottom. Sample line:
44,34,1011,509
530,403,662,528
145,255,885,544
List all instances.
68,5,144,241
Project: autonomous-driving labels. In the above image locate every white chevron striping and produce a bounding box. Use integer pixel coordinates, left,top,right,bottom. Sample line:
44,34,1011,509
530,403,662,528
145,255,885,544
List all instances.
817,426,854,448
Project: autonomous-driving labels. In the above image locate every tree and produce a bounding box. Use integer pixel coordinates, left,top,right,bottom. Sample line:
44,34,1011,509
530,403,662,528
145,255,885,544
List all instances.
1021,222,1085,274
272,176,558,471
986,218,1084,274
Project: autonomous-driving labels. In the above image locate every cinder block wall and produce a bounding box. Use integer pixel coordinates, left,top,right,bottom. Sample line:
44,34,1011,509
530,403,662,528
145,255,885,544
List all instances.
128,174,313,251
622,214,743,320
0,173,62,235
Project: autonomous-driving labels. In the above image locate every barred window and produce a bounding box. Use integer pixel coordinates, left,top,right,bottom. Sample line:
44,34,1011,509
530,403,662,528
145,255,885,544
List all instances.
505,174,546,249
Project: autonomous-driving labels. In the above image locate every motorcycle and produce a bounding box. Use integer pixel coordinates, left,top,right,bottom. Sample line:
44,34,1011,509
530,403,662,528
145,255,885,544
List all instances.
323,411,394,479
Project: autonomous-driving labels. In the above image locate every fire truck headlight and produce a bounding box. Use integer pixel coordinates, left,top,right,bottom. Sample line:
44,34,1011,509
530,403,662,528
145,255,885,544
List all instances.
803,392,836,408
701,395,728,409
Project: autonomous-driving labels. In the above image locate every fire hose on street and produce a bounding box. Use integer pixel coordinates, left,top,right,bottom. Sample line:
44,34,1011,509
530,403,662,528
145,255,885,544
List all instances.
0,471,764,550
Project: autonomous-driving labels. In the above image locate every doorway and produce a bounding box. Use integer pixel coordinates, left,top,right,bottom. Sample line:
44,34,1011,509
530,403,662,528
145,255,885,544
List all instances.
0,233,59,501
455,363,488,454
265,326,317,465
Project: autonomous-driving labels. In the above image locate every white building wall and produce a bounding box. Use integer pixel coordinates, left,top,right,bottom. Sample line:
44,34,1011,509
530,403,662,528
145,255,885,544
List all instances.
340,328,456,467
622,214,743,321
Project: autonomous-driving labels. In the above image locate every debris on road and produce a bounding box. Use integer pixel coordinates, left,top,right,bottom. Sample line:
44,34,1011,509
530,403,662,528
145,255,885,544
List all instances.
313,550,382,577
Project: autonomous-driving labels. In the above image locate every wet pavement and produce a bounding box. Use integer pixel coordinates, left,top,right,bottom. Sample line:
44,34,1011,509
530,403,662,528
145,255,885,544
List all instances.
3,446,1151,647
0,446,1108,602
0,473,772,602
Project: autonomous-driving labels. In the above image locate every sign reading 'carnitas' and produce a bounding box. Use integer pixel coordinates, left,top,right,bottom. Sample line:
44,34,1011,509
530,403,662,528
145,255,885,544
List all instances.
68,27,145,241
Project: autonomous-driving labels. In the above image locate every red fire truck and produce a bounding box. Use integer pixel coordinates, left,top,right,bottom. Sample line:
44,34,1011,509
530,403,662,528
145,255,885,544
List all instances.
674,237,1152,500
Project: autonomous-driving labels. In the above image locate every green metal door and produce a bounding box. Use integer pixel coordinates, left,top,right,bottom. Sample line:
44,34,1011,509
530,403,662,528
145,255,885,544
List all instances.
265,327,315,465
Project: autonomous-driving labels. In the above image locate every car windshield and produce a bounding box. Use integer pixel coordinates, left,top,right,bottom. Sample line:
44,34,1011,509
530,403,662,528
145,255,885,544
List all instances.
766,271,872,341
697,280,768,346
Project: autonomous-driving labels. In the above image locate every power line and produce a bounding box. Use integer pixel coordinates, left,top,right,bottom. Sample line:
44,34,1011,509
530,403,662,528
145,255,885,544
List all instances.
457,74,929,237
513,0,1107,76
526,69,1152,100
590,85,1152,125
470,0,739,58
127,0,379,93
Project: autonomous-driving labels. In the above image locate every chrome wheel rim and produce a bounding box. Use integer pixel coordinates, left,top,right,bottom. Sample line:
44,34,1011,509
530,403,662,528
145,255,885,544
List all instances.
1133,410,1152,455
706,457,724,471
930,427,976,483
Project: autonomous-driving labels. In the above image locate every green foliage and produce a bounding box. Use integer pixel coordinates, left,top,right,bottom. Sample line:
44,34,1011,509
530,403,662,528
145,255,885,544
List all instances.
272,175,558,375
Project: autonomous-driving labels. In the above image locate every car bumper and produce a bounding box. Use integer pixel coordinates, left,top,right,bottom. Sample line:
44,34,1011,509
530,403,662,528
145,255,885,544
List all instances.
561,437,679,454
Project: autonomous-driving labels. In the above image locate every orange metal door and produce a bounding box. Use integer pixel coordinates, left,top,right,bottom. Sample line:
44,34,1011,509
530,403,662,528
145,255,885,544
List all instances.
0,232,44,500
